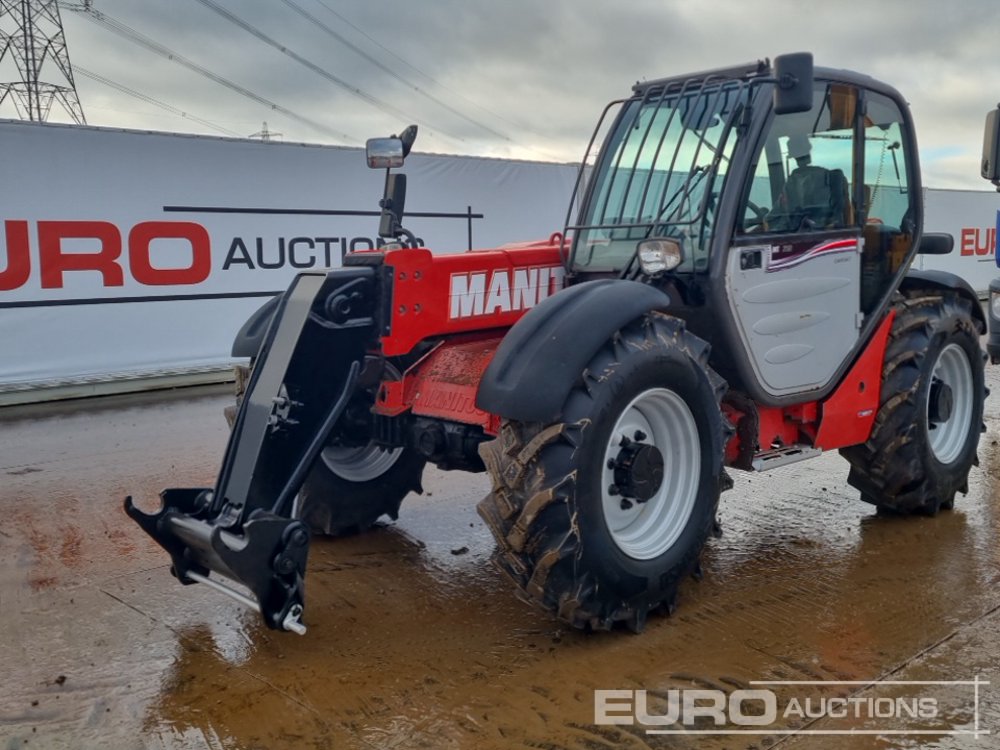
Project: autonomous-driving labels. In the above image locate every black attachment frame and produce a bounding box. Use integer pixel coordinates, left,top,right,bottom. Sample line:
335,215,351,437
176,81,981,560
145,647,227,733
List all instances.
125,267,380,632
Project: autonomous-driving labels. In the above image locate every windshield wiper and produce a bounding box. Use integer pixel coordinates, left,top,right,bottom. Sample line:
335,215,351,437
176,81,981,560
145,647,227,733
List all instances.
619,165,711,280
654,164,710,225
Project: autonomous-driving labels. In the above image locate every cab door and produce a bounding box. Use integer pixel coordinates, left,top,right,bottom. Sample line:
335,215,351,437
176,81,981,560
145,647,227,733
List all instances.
726,82,863,398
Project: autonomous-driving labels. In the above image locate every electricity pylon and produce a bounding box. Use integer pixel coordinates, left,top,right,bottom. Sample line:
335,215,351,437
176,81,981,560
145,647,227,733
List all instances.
0,0,86,123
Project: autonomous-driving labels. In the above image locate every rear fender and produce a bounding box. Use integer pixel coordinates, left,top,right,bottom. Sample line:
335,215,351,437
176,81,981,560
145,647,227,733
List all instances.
476,280,672,423
232,294,282,358
901,269,985,332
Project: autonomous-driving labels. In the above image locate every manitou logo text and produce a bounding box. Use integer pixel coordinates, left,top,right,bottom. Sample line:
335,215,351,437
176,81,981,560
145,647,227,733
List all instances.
449,266,565,319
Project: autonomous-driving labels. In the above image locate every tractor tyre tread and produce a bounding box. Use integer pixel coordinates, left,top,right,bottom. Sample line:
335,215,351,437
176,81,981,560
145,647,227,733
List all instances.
478,312,730,631
840,291,985,515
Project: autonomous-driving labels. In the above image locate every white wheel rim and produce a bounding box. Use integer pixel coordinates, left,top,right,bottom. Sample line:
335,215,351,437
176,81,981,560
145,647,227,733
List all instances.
926,343,974,465
601,387,701,560
321,442,402,482
321,361,404,482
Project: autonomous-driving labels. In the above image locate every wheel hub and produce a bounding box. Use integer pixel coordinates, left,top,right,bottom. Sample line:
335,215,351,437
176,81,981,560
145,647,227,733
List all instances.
601,387,701,560
928,378,954,423
610,433,665,503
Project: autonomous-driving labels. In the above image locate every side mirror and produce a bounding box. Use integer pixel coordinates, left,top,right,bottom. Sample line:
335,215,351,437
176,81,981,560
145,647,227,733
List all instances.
365,124,418,169
772,52,814,115
982,107,1000,185
366,137,404,169
917,232,954,255
378,173,407,239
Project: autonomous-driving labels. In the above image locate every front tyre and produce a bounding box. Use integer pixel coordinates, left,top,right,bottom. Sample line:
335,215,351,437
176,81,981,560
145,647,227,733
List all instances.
229,361,425,537
478,313,729,631
841,293,986,514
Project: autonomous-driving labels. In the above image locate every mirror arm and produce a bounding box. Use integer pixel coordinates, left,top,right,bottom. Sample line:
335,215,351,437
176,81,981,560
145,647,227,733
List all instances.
739,77,773,130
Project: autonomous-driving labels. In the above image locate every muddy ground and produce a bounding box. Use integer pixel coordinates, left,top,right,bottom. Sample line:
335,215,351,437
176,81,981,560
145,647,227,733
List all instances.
1,377,999,749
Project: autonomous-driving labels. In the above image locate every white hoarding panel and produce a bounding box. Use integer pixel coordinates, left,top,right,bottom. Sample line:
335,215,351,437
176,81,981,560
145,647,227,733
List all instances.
6,118,997,397
919,188,1000,294
0,120,577,389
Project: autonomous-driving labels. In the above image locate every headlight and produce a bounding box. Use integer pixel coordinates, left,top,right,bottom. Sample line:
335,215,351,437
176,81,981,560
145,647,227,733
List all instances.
991,291,1000,320
637,239,683,276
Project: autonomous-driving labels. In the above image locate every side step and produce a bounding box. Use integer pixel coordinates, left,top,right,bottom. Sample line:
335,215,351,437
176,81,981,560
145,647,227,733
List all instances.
751,444,822,472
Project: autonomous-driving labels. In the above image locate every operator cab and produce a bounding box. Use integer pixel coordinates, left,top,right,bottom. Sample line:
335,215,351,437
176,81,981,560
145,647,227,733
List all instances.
566,53,923,404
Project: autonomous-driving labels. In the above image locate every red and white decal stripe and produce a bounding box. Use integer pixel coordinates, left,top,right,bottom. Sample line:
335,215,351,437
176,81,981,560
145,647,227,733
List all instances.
767,238,858,273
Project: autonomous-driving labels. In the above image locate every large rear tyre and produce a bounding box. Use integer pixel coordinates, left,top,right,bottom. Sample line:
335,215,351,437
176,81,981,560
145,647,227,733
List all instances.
840,292,985,515
477,313,729,631
229,362,425,537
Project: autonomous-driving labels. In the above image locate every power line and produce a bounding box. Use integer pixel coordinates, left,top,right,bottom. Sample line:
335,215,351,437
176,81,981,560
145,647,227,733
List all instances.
191,0,466,144
307,0,555,145
279,0,509,142
74,64,241,136
72,6,359,143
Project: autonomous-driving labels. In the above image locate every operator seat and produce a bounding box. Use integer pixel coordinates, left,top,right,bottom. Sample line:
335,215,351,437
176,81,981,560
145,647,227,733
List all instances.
771,134,850,231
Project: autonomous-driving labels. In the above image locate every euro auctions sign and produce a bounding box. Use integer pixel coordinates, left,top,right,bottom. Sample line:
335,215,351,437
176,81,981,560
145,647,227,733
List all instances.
0,220,212,291
594,679,990,739
0,120,577,390
0,217,410,295
918,188,1000,294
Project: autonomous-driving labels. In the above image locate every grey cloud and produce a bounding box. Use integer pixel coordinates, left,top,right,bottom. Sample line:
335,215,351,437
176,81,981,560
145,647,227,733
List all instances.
8,0,1000,187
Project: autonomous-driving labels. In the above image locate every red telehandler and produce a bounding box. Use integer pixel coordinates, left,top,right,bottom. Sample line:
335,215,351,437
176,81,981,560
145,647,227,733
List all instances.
128,54,987,634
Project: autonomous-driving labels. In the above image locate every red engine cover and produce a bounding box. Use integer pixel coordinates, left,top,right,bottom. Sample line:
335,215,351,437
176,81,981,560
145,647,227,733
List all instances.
379,238,566,356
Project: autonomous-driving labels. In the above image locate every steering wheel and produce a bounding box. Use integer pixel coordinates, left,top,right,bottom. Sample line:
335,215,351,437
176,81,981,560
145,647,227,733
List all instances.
744,200,769,231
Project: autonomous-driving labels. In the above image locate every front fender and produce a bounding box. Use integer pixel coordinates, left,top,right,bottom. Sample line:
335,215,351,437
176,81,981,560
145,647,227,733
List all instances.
475,279,672,422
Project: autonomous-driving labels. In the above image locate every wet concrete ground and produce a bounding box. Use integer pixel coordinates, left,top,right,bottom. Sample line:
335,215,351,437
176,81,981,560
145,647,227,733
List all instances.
1,378,999,749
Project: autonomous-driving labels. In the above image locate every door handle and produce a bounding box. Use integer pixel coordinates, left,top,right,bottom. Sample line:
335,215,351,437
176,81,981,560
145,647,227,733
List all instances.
740,249,762,270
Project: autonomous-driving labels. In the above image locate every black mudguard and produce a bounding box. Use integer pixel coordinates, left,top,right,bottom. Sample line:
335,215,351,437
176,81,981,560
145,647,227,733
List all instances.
901,269,986,331
232,294,281,358
476,279,671,423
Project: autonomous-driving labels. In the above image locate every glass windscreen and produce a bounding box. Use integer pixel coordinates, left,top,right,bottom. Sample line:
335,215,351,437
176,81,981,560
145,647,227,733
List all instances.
571,81,746,273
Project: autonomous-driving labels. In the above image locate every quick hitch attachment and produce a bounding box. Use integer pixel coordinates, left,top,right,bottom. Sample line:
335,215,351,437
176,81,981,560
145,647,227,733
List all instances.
125,489,310,634
125,267,380,634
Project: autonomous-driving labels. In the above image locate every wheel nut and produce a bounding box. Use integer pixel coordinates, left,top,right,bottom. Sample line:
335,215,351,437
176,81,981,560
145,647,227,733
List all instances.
634,430,647,442
606,458,616,470
608,484,620,496
620,498,634,510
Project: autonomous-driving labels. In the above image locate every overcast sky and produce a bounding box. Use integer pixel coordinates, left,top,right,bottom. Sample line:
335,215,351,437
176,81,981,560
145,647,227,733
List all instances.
3,0,999,190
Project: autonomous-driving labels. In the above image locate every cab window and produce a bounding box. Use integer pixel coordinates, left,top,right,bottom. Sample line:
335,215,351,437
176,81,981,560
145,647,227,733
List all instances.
860,91,914,313
739,83,860,235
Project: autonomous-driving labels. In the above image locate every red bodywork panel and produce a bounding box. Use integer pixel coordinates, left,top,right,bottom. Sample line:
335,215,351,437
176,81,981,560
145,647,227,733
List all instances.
378,237,566,357
813,310,894,449
375,333,503,436
364,240,896,463
723,311,895,462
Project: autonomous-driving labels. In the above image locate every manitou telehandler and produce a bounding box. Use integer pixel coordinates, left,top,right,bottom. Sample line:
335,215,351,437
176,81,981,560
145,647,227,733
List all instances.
128,53,987,635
